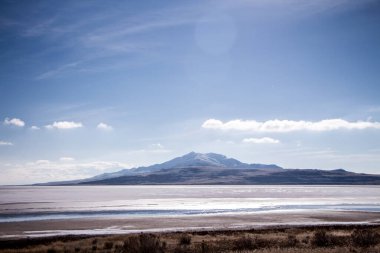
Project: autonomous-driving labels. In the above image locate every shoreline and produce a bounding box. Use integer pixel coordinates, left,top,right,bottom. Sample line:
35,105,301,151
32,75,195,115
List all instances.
1,210,380,239
1,221,380,241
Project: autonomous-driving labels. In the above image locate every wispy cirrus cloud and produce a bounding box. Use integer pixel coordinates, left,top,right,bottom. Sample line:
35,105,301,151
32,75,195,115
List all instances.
45,121,83,130
36,61,81,80
22,17,58,37
3,117,25,127
243,137,280,144
202,119,380,133
85,14,199,43
31,4,204,79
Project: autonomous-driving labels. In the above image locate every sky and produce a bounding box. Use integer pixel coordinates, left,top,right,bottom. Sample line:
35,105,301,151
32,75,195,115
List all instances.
1,0,380,184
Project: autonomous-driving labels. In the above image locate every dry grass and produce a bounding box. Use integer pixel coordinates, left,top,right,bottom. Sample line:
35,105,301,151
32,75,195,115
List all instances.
0,225,379,253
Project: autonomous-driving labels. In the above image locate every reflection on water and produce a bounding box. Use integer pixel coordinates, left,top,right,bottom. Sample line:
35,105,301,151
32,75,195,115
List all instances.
1,185,379,222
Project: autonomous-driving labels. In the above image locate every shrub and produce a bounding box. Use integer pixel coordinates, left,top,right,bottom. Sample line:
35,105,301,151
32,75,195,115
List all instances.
189,240,215,253
282,234,298,247
301,235,310,244
351,229,379,248
178,234,192,246
200,240,212,253
233,236,255,250
254,237,273,249
122,233,166,253
104,241,114,249
174,246,191,253
312,230,331,247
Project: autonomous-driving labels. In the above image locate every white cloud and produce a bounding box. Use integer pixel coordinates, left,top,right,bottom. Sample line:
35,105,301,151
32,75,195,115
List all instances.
243,137,280,144
59,157,75,162
97,122,113,131
0,141,13,146
3,117,25,127
202,118,380,132
30,126,40,130
46,121,83,129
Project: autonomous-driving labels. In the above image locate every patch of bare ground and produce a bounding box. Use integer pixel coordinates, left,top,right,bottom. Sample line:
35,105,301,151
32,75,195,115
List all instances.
0,224,379,253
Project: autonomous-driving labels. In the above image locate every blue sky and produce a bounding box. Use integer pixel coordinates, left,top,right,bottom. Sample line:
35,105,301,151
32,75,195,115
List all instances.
1,0,380,184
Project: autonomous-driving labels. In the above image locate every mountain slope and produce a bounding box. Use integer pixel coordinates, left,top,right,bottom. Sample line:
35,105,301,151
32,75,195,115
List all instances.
80,167,380,185
38,152,380,185
82,152,281,182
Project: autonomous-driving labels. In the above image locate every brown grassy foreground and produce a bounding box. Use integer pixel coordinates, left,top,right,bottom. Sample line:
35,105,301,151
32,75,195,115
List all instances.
0,225,379,253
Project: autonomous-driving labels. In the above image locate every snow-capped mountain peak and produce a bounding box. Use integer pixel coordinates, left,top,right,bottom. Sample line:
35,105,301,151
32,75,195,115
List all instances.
165,152,241,168
72,152,281,183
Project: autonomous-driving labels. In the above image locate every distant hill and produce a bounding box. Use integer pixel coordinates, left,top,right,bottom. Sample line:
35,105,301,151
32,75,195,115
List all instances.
37,152,380,185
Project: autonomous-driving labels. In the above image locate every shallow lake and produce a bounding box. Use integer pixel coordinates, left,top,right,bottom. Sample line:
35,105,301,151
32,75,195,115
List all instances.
1,185,380,222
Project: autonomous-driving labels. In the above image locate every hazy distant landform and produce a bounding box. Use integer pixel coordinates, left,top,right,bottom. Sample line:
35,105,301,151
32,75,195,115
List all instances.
39,152,380,185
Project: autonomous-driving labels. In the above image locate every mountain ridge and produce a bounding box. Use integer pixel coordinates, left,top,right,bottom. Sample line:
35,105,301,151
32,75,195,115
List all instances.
36,152,380,185
83,152,282,182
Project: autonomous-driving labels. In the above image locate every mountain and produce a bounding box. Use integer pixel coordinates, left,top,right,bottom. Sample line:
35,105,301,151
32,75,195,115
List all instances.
78,152,281,182
38,152,380,185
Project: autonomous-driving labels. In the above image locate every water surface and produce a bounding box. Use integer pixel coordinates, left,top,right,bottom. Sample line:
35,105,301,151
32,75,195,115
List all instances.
1,185,379,222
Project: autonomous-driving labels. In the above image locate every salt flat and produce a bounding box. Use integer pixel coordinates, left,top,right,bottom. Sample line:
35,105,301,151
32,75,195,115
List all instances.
1,185,380,238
